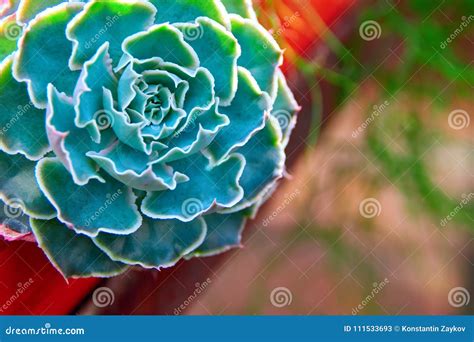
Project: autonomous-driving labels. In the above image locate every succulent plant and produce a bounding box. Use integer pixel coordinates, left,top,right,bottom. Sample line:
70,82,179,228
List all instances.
0,0,299,278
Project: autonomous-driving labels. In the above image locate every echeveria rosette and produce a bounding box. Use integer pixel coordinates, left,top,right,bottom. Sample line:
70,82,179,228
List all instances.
0,0,300,278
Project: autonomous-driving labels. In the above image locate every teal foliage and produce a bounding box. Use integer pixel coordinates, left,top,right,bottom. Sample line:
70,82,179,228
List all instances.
0,0,299,277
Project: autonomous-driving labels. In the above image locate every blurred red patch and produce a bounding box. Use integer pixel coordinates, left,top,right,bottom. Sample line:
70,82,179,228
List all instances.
0,239,99,315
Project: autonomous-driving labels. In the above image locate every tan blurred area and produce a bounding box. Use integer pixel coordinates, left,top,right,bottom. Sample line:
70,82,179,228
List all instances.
187,80,473,315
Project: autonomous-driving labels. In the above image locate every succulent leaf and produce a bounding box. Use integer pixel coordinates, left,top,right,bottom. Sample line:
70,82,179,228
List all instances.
94,217,207,268
37,157,142,237
220,0,258,20
191,210,249,257
0,152,55,219
0,0,300,277
13,2,83,107
66,0,156,68
150,0,230,28
31,218,128,278
0,56,50,159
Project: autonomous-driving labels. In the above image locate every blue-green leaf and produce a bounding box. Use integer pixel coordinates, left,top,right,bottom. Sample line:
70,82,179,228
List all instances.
221,0,258,21
37,157,142,237
230,14,282,97
271,70,300,146
157,102,229,163
142,152,244,222
206,67,269,162
94,217,206,268
123,24,199,70
87,142,189,191
74,42,117,142
0,56,50,159
17,0,64,23
150,0,229,28
230,116,285,212
13,2,83,108
46,85,108,185
66,0,156,68
31,218,127,278
0,151,55,219
191,210,249,257
176,17,240,105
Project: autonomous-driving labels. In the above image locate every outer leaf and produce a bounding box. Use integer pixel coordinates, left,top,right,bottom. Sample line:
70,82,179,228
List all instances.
17,0,64,23
191,210,249,257
94,217,206,268
228,116,285,212
271,70,301,146
206,67,269,162
37,157,142,237
31,218,127,278
221,0,257,21
230,14,283,98
13,2,83,108
66,0,156,68
0,56,50,159
150,0,230,28
123,24,199,70
176,17,240,105
0,151,55,219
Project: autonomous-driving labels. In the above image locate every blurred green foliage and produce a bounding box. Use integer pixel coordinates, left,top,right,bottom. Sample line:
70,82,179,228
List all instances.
325,0,474,232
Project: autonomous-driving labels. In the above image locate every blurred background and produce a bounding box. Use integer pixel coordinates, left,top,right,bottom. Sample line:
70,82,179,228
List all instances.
1,0,473,315
182,0,474,315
